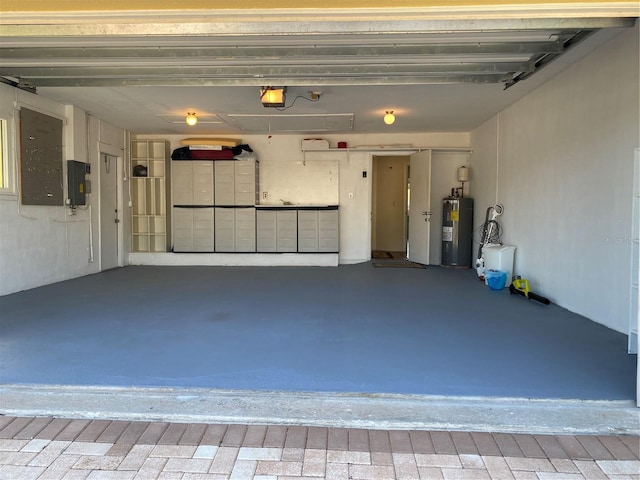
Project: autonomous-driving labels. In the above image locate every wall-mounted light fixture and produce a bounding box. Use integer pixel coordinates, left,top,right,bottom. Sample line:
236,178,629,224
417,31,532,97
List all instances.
260,87,286,107
185,112,198,126
383,111,395,125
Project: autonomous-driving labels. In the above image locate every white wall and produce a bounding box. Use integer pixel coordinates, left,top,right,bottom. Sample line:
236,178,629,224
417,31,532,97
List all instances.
0,83,126,296
471,25,640,333
469,117,499,234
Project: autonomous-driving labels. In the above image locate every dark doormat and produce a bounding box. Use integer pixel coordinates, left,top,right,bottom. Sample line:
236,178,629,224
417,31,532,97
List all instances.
372,250,393,259
372,261,427,269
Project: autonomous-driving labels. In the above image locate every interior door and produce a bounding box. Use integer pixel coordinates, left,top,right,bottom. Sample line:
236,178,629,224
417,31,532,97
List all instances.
100,153,119,270
407,150,432,264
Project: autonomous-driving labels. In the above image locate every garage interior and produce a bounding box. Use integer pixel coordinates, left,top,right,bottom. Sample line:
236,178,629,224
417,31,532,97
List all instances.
0,1,638,434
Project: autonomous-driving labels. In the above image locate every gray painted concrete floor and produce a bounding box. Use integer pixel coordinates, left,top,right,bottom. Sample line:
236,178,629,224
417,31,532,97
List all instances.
0,264,637,434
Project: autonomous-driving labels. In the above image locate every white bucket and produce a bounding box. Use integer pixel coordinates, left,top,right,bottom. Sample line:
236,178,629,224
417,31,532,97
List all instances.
482,245,516,287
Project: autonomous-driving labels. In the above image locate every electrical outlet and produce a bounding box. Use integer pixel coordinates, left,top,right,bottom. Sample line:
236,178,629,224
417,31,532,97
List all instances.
263,191,268,199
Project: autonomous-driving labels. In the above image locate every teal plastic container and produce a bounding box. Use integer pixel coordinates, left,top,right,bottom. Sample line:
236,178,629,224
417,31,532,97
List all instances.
486,269,508,290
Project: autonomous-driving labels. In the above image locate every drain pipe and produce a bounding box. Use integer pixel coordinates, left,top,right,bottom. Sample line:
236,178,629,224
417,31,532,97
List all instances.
495,113,500,205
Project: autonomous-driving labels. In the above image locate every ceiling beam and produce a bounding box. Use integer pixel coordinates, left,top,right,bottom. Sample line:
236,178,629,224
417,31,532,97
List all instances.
0,17,635,38
0,42,567,64
3,75,510,87
0,31,615,47
0,63,526,78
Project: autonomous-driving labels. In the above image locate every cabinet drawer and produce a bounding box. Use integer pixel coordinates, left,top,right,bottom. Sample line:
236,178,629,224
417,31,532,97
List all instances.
172,162,193,206
318,209,339,252
192,162,214,206
235,208,256,252
214,161,235,205
297,210,319,252
172,207,194,252
276,210,297,252
256,210,277,252
192,208,214,251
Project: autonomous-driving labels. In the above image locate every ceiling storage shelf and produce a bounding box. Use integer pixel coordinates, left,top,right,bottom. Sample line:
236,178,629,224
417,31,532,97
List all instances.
300,146,473,165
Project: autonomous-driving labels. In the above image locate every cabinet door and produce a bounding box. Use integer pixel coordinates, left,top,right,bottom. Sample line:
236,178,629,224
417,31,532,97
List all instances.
235,160,256,206
256,210,277,252
276,210,297,252
298,210,319,252
193,208,215,251
173,207,194,252
215,207,235,251
172,162,193,206
192,162,214,206
214,161,235,205
235,208,256,252
318,209,339,252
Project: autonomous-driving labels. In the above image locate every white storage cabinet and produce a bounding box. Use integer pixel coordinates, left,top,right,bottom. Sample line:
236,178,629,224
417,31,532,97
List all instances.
171,160,215,251
215,207,256,252
172,161,214,206
214,160,259,206
298,208,339,253
173,207,215,252
256,208,298,253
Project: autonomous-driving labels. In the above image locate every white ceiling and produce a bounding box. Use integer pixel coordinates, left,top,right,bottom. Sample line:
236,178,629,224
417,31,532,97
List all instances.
0,11,636,135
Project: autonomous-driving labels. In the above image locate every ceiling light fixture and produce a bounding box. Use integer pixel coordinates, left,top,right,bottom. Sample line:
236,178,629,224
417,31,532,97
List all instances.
185,112,197,126
383,111,395,125
260,87,286,108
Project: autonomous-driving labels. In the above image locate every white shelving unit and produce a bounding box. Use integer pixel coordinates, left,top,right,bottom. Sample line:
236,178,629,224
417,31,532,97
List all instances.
131,140,171,252
630,149,639,354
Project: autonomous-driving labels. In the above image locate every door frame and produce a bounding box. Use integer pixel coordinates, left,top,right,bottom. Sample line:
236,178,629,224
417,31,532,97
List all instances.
98,142,125,271
368,150,431,263
371,155,410,254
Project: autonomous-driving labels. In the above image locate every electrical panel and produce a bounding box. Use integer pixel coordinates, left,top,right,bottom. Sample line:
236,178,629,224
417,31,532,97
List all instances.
67,160,87,206
19,108,64,206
